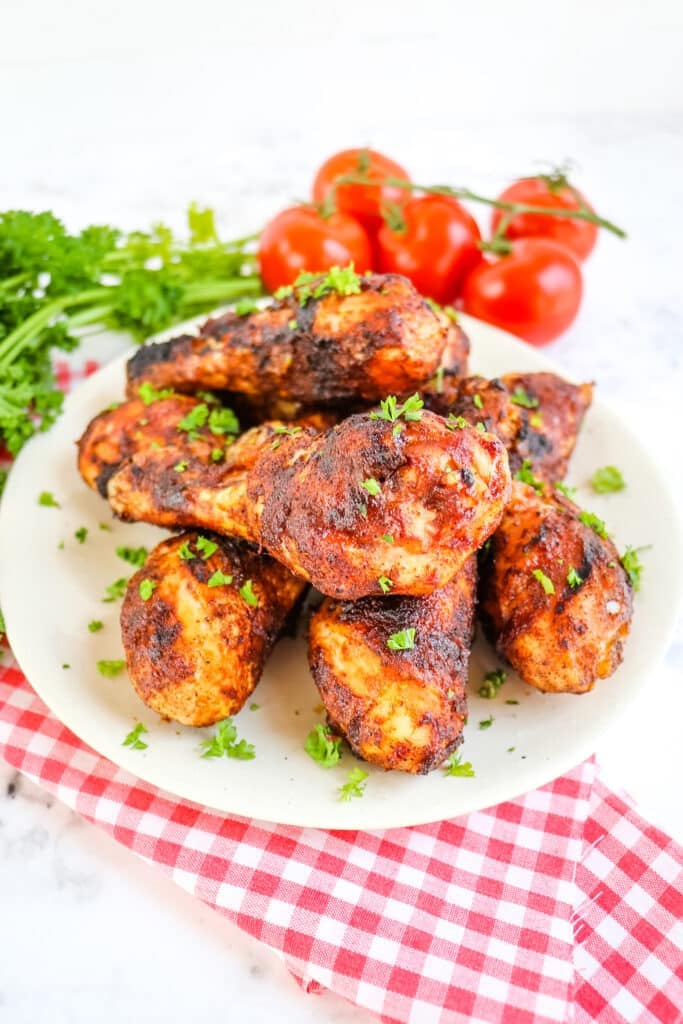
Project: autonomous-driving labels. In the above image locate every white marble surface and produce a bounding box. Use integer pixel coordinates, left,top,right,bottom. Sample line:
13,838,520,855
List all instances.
1,4,683,1021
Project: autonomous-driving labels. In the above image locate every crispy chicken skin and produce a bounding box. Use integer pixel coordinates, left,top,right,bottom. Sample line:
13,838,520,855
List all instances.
478,481,633,694
120,532,307,726
77,394,218,496
125,274,449,410
247,410,510,599
448,372,593,482
308,558,477,773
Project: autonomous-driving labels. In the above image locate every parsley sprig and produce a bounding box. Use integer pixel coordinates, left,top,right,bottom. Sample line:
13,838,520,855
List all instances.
338,767,368,801
443,753,475,777
199,718,255,760
304,724,343,767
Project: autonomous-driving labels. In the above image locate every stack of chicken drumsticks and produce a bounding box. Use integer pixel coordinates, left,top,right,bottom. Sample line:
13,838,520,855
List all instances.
77,270,633,775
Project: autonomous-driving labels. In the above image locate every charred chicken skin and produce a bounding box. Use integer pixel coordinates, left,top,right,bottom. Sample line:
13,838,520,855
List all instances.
446,372,593,483
308,558,477,773
120,532,307,726
478,481,633,694
125,274,450,411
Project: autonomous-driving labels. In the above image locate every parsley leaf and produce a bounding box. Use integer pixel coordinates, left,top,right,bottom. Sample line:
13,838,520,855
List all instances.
234,297,259,315
208,407,240,436
579,510,609,538
199,718,255,760
338,766,368,801
178,541,195,560
532,568,555,595
514,458,544,494
116,545,148,569
207,569,233,588
509,386,539,409
443,752,475,777
295,264,362,305
478,668,507,699
138,382,174,405
566,567,584,588
270,424,303,450
178,403,209,436
554,481,577,499
139,579,156,601
88,620,104,633
122,722,148,750
102,577,127,603
370,393,424,424
473,393,484,410
38,491,60,508
621,545,649,591
479,715,494,730
195,536,218,560
174,460,188,473
446,414,467,430
97,659,126,677
361,477,381,496
239,579,259,607
591,465,626,493
304,724,343,767
377,576,393,594
382,533,394,544
387,628,416,651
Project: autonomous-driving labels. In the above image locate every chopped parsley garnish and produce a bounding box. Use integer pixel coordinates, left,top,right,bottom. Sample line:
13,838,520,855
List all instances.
566,567,584,589
294,264,362,305
174,460,188,473
304,724,343,767
249,702,259,711
358,503,368,518
102,577,127,603
122,722,148,750
554,481,577,499
207,569,233,588
178,541,195,560
208,407,240,436
446,414,467,430
178,403,209,437
139,579,157,601
99,522,113,531
529,413,543,429
38,491,60,508
479,715,494,730
509,386,539,409
338,766,368,801
88,620,104,633
443,753,475,777
234,297,258,315
514,458,544,494
138,382,174,405
476,422,486,433
425,297,458,322
116,545,148,569
97,659,126,677
239,579,259,607
288,318,298,330
591,465,626,493
473,393,484,410
377,576,393,594
478,668,507,699
579,510,609,538
74,526,88,544
138,418,149,426
199,718,255,760
273,284,293,299
62,663,70,670
195,536,218,560
210,447,224,462
361,477,381,496
387,628,416,651
532,568,555,595
433,365,445,394
505,700,520,706
370,393,424,424
382,533,394,544
621,545,649,591
270,424,303,450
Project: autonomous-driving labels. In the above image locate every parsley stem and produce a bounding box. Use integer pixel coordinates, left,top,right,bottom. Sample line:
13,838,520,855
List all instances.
0,288,111,366
338,174,627,240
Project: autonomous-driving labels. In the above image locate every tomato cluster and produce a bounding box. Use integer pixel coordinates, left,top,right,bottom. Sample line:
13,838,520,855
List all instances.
258,149,603,346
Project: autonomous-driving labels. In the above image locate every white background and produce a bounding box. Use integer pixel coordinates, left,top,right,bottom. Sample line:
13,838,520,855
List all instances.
1,3,682,1022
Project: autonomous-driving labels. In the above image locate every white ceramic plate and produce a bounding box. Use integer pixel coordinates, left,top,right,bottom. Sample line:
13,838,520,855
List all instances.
1,314,682,829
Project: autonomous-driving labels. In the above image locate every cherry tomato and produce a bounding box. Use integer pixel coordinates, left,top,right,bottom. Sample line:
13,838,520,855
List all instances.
258,205,371,293
491,176,598,261
460,238,583,346
375,195,481,303
312,148,410,232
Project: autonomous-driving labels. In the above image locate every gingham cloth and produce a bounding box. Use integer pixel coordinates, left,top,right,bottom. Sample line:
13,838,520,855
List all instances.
0,363,681,1024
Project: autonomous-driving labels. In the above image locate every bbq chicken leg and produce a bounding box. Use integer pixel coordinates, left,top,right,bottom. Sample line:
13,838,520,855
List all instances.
125,273,451,413
478,481,633,694
107,409,510,599
120,532,307,726
308,557,477,773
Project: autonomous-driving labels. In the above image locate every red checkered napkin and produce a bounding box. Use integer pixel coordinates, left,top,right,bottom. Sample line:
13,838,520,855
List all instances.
1,362,681,1023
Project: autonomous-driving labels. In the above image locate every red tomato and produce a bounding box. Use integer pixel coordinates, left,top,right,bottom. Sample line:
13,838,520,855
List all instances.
375,195,481,303
258,205,371,293
460,238,583,346
491,176,598,261
312,148,410,232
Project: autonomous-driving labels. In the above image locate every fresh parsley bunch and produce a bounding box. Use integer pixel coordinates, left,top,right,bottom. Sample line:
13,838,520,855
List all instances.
0,204,261,464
